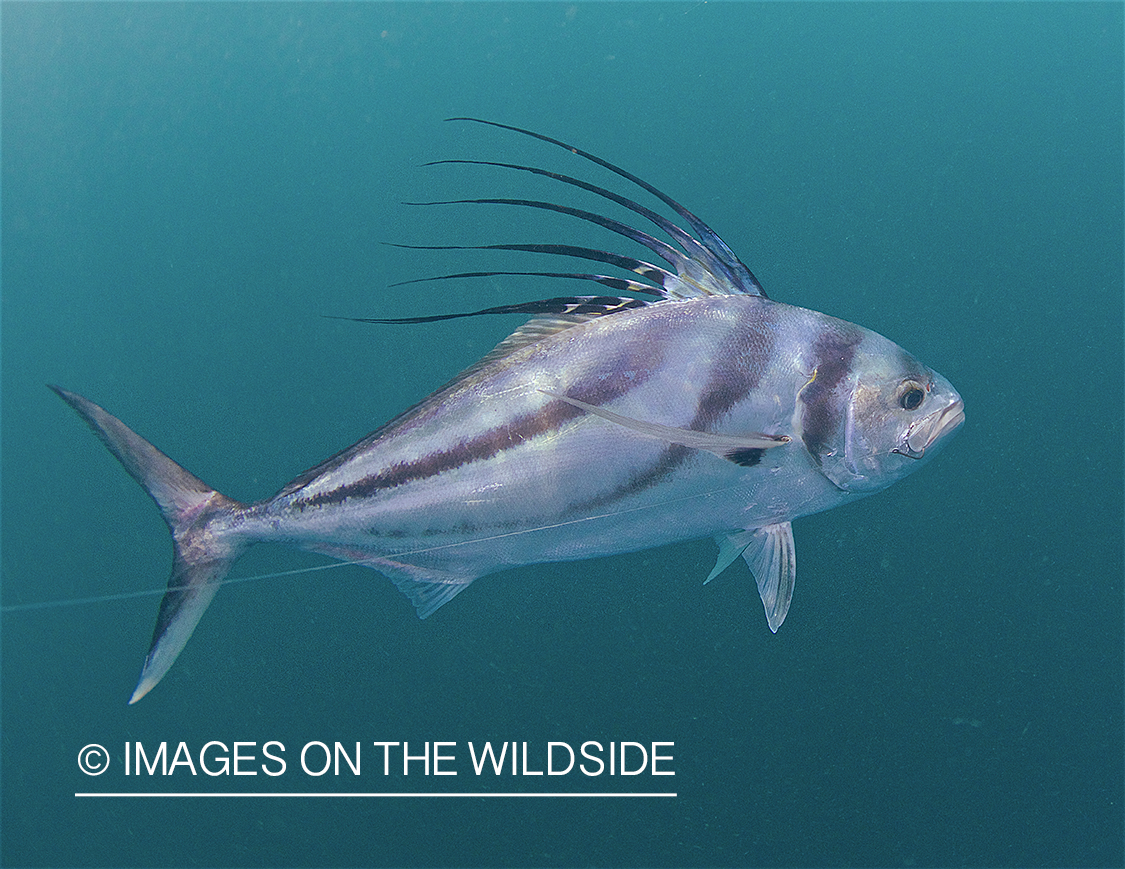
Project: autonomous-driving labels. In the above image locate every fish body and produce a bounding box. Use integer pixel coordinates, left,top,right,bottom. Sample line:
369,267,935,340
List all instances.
53,120,963,703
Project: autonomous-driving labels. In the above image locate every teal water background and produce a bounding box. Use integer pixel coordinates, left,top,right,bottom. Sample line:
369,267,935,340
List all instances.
2,3,1121,867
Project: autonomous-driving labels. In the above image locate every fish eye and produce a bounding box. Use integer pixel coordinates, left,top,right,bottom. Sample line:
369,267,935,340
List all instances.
899,382,926,411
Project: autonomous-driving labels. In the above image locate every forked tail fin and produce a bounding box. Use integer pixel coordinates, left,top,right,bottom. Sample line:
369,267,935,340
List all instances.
50,386,247,703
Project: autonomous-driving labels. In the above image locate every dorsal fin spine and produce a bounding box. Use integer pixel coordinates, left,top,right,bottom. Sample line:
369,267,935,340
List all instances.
444,117,767,298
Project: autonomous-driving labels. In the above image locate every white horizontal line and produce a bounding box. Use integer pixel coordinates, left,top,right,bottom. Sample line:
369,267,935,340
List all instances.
76,792,676,798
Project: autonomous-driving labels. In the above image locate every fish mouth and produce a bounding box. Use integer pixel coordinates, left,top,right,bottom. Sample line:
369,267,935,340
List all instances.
893,398,965,460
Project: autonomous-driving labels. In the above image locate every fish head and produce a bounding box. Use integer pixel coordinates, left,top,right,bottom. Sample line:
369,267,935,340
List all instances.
810,330,964,494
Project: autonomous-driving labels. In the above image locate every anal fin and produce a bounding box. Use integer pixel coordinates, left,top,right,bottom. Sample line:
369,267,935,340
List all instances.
317,547,476,620
390,572,474,620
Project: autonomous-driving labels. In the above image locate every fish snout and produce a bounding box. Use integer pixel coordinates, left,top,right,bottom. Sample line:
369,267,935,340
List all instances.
894,397,965,460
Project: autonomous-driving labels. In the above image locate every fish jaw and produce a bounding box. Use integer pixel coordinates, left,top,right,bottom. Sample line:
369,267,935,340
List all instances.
895,396,965,460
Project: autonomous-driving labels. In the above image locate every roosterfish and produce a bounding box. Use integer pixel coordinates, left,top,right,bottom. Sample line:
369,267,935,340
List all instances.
53,119,964,703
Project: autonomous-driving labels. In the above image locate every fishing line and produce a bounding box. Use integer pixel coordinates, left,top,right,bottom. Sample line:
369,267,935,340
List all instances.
2,477,748,614
0,561,357,613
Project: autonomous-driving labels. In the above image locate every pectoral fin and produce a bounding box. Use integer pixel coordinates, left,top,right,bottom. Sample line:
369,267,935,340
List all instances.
540,389,789,464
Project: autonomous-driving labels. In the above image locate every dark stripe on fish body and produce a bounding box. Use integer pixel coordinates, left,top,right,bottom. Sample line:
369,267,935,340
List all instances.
566,442,693,515
564,302,779,512
799,324,862,462
691,301,777,429
293,350,666,510
296,401,583,508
